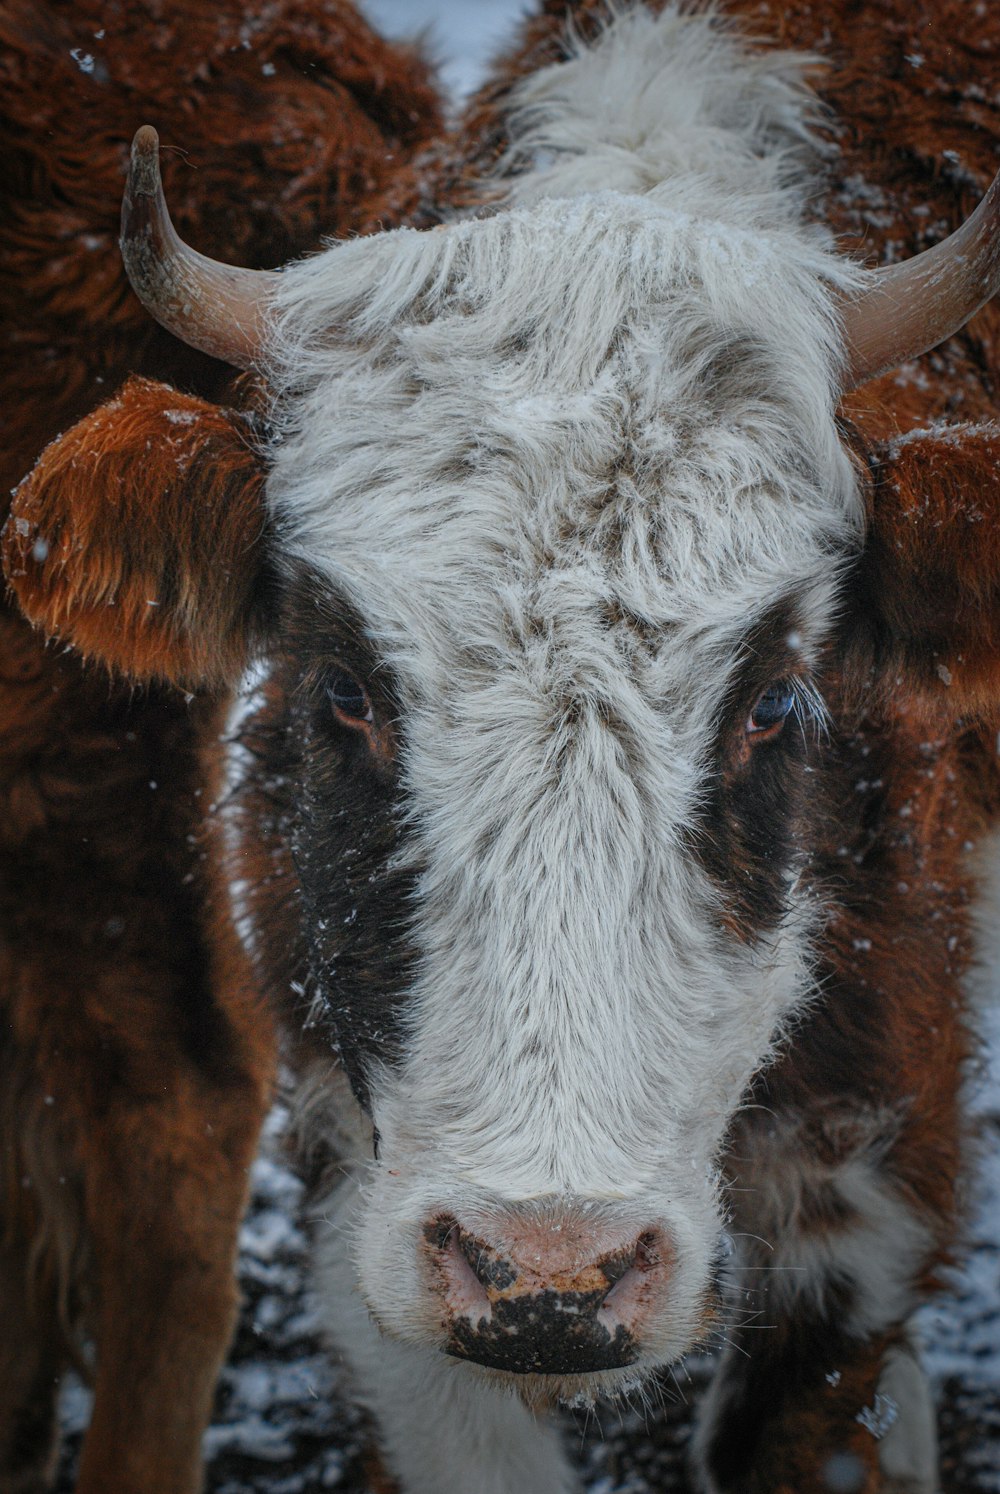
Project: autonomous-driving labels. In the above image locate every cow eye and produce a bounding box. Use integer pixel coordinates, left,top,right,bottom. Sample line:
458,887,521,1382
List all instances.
748,682,795,735
328,671,372,723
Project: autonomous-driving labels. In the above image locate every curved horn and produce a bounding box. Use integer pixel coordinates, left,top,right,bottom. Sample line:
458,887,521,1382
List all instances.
120,126,280,369
840,166,1000,390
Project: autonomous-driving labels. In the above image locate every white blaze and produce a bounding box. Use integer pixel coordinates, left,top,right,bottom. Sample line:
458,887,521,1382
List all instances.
263,4,866,1372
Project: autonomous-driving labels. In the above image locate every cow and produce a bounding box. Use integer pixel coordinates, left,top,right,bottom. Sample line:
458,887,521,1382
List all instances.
3,2,1000,1492
0,3,440,1490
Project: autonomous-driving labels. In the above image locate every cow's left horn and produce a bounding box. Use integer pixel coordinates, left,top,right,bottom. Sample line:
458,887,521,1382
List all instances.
840,165,1000,390
120,126,280,369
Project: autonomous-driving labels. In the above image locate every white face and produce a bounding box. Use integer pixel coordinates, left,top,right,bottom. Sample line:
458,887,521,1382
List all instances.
258,6,865,1393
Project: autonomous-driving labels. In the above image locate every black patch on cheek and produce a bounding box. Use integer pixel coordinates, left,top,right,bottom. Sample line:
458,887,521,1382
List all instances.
694,733,809,937
288,700,417,1113
279,573,419,1115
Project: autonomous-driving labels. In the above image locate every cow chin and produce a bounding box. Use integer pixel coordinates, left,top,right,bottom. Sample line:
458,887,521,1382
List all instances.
444,1359,661,1415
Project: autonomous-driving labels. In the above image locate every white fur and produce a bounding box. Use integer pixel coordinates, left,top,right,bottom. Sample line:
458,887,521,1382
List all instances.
256,0,878,1461
218,662,274,971
736,1144,935,1338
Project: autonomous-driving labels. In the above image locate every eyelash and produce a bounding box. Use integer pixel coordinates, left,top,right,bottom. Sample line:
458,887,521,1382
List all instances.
787,677,830,741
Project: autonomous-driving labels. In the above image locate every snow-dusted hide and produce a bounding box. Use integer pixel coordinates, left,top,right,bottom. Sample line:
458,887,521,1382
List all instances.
5,3,1000,1493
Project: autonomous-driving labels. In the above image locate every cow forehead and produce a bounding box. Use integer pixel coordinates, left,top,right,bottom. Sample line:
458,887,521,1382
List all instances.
265,193,862,704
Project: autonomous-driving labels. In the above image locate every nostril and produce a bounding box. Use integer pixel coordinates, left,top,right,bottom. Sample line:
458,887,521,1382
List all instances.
423,1211,675,1373
600,1230,667,1291
601,1226,673,1330
423,1213,459,1252
425,1216,494,1326
600,1245,637,1289
458,1229,518,1293
635,1229,663,1270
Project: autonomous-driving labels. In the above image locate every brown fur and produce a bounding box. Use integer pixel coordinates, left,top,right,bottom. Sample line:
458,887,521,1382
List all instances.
702,1324,896,1493
0,602,277,1491
0,0,443,509
845,424,1000,716
4,379,271,689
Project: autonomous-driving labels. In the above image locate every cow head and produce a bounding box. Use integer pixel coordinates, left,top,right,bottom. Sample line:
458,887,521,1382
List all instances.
6,15,1000,1403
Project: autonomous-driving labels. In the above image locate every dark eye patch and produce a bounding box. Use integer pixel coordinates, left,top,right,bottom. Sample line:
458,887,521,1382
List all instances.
274,565,413,1114
687,598,828,941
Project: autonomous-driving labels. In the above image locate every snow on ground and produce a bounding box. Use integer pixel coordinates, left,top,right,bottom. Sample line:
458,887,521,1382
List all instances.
915,1000,1000,1493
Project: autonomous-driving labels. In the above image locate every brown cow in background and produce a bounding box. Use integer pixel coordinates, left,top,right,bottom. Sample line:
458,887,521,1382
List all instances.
0,5,439,1489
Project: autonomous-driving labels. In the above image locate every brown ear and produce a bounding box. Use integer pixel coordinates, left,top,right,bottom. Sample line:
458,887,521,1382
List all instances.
2,377,273,688
842,422,1000,718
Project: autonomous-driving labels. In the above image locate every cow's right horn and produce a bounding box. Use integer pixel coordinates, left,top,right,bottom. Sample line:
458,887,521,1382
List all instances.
120,125,280,369
839,165,1000,390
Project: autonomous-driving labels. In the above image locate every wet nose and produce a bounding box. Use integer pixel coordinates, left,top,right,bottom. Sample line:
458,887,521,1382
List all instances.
423,1210,673,1375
